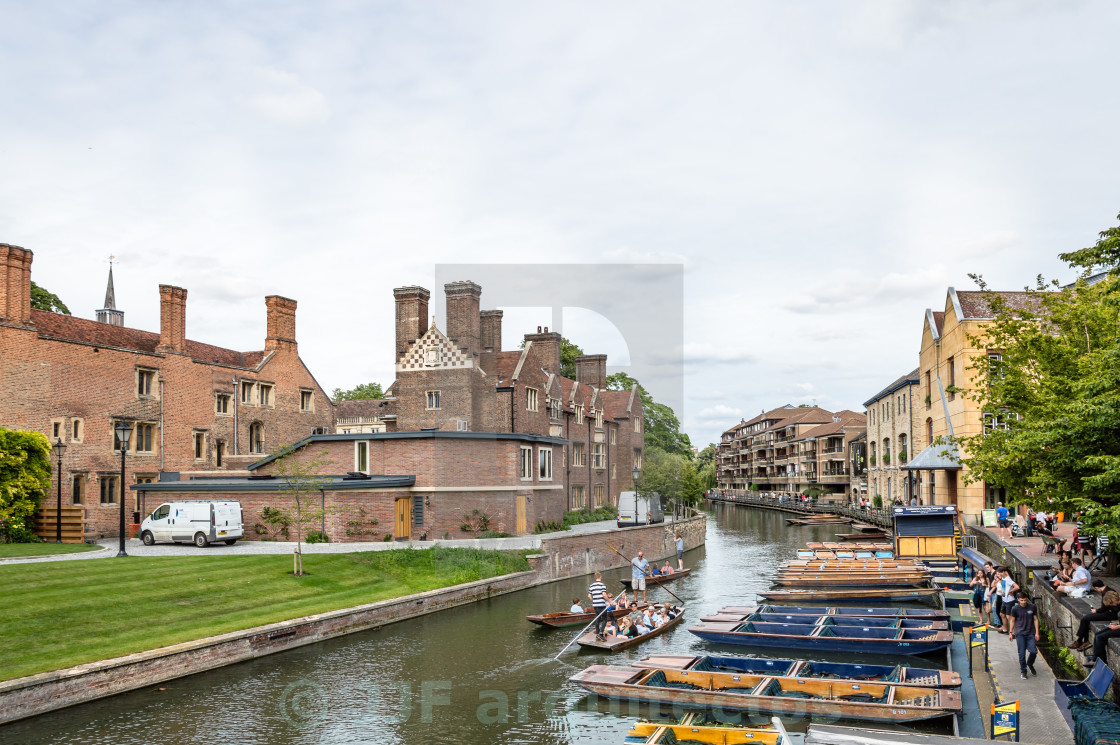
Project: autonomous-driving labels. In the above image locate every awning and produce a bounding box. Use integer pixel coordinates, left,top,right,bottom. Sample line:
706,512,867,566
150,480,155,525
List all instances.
902,439,962,470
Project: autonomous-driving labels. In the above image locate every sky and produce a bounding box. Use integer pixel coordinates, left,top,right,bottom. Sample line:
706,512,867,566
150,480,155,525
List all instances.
3,1,1119,448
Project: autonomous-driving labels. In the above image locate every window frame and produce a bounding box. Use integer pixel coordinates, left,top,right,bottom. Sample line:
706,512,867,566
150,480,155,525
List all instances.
426,390,441,410
193,431,206,461
137,368,157,398
240,381,256,405
248,422,264,454
216,393,231,415
526,388,539,412
592,442,605,469
356,441,369,473
299,389,314,412
538,447,553,481
573,443,586,467
258,383,274,408
99,474,118,505
519,446,533,481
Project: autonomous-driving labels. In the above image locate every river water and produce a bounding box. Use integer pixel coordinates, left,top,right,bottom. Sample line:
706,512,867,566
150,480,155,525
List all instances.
5,504,951,744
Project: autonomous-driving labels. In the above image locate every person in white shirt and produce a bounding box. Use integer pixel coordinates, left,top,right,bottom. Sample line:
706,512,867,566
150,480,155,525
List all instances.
570,598,584,613
1060,558,1092,598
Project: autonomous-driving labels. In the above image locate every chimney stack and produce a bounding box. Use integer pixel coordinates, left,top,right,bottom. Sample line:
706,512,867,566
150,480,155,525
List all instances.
157,285,188,353
480,310,503,353
394,286,431,360
0,244,34,326
265,295,297,351
444,281,481,358
524,328,562,377
576,354,607,390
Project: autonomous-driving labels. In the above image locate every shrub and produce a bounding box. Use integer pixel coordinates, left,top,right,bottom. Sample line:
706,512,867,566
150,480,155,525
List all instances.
898,449,907,461
873,494,883,508
869,456,876,466
477,530,513,539
534,521,563,534
460,509,493,534
383,534,392,542
252,522,269,536
260,507,291,539
305,530,329,544
882,454,891,465
344,507,379,537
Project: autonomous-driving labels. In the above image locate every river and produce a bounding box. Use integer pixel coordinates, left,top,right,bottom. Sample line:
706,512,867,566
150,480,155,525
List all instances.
4,503,950,744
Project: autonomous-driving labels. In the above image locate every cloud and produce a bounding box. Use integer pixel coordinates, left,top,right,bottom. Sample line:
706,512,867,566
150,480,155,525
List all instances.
245,68,331,128
697,404,742,419
682,343,757,366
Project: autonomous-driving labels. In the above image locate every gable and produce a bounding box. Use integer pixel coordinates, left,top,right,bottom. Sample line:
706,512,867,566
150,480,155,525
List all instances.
397,324,474,373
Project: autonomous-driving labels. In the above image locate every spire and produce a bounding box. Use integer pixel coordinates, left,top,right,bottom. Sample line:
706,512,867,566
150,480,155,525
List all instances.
96,256,124,326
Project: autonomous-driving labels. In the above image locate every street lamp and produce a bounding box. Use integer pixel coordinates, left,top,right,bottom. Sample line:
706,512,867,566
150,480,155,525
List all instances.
114,421,133,557
51,438,67,543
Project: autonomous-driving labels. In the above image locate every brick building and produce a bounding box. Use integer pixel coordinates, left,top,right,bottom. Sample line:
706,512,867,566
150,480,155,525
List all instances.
0,245,334,538
135,281,644,540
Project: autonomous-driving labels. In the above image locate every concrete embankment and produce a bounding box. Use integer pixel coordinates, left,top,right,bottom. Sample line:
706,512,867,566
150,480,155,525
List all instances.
0,513,705,725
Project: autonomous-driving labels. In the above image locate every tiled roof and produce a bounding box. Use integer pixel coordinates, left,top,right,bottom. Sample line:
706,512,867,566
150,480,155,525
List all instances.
932,311,944,335
492,351,523,385
601,389,634,420
334,398,392,418
31,310,266,369
956,290,1039,320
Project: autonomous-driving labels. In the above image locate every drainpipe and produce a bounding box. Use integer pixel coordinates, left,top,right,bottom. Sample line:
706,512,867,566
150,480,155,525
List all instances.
565,411,571,512
587,412,592,505
232,377,239,455
606,421,611,506
159,377,165,473
320,488,326,535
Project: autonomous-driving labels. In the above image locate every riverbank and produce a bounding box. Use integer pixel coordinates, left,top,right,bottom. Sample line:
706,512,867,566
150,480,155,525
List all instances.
0,511,705,725
706,492,894,530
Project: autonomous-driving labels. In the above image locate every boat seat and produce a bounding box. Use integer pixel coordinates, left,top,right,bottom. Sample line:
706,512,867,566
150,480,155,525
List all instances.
915,634,939,641
906,674,939,686
644,671,702,691
896,694,938,707
839,692,888,704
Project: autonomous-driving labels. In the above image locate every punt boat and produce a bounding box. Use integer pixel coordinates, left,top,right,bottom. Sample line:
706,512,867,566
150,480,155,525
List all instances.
701,605,950,622
744,612,947,630
838,531,890,541
619,568,692,588
757,587,941,603
632,652,961,687
526,602,651,628
570,665,962,723
626,713,784,745
770,576,930,588
688,619,953,655
576,607,685,651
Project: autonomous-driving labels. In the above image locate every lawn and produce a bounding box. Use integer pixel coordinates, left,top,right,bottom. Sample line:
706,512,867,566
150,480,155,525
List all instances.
0,547,530,682
0,543,102,559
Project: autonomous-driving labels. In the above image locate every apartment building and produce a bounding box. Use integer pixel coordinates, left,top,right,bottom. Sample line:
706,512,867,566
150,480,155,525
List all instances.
863,368,919,505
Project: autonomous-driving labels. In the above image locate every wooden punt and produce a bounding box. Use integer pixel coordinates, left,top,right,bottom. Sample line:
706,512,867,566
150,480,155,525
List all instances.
787,516,851,525
757,587,941,603
576,608,684,651
687,619,953,655
632,652,961,687
798,549,895,560
749,612,947,630
627,720,783,745
570,665,961,723
770,576,931,588
775,569,930,579
701,605,950,622
619,568,692,588
525,602,651,628
838,531,890,541
782,559,924,569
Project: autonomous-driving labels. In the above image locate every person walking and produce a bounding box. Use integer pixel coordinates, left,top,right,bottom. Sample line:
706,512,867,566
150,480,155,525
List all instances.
587,572,609,641
675,533,685,571
996,502,1010,540
1008,591,1040,679
631,550,651,603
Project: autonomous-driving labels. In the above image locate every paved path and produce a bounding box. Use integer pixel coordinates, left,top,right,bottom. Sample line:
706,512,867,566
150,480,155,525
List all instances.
0,517,679,565
980,621,1074,745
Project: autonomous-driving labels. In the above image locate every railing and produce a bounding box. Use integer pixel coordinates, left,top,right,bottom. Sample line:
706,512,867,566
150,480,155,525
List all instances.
704,492,894,529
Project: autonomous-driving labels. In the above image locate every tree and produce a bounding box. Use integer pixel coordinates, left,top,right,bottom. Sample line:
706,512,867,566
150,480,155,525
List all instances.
29,282,70,314
606,372,692,457
270,446,334,575
960,212,1120,544
0,429,52,542
559,338,584,379
332,382,385,401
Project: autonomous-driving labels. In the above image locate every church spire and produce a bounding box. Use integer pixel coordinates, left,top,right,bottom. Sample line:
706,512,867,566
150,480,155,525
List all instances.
96,257,124,326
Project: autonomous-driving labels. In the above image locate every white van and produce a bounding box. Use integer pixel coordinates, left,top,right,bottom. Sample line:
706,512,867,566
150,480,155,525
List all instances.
140,500,244,547
617,491,665,527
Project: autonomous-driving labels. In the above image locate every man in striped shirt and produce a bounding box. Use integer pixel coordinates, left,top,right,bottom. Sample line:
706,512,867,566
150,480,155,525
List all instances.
588,572,609,640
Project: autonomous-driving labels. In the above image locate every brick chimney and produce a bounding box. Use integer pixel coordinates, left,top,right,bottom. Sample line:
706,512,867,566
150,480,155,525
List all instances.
265,295,297,351
156,285,188,353
444,280,481,358
524,327,562,377
480,310,503,353
576,354,607,390
394,286,430,360
0,244,34,326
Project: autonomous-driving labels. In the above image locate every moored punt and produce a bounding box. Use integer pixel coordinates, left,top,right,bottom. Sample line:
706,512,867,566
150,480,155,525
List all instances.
576,608,684,651
787,517,851,526
526,602,651,628
632,653,961,687
758,587,941,603
774,569,931,579
701,605,950,622
688,619,953,655
570,665,962,723
619,568,692,588
782,559,925,569
837,531,890,541
747,612,947,630
626,720,783,745
770,576,931,588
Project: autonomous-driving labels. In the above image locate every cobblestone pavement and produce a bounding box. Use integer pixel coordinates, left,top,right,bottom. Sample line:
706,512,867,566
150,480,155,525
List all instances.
0,517,672,564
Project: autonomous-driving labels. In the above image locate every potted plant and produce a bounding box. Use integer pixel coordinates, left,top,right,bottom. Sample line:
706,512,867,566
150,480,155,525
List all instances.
869,455,876,466
883,453,890,465
899,449,907,462
924,394,931,406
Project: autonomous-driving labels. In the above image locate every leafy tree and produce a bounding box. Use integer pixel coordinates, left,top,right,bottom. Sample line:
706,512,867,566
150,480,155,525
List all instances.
0,429,52,542
559,338,585,379
29,282,70,314
270,446,334,575
960,212,1120,543
331,382,385,401
606,372,692,457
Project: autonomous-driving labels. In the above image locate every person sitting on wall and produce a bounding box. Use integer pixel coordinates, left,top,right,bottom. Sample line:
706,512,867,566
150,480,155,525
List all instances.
1070,589,1120,651
1089,618,1120,666
1059,557,1092,598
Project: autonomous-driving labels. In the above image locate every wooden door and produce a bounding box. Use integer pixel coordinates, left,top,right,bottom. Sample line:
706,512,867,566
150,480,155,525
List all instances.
395,497,411,541
516,494,528,535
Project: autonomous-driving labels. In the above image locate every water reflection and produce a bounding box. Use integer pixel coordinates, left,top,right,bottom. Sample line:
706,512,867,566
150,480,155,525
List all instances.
3,504,943,744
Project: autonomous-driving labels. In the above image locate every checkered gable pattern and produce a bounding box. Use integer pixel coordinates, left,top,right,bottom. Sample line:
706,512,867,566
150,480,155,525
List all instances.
397,325,474,372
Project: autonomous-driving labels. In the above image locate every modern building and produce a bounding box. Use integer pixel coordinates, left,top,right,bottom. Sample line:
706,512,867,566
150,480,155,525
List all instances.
0,245,334,538
863,368,919,505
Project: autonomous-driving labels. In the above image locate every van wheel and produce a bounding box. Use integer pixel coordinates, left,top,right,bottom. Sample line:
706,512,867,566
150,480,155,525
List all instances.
224,539,237,546
194,533,209,548
141,531,155,546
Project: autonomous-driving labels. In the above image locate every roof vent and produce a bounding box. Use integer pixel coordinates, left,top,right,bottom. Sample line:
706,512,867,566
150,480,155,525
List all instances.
420,427,438,432
343,471,372,480
247,474,275,481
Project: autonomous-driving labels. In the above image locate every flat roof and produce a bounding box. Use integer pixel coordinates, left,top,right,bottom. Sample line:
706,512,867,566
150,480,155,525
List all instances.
131,474,416,493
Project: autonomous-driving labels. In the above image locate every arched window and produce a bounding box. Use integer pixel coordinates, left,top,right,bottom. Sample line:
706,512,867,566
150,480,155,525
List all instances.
926,418,933,444
249,423,264,454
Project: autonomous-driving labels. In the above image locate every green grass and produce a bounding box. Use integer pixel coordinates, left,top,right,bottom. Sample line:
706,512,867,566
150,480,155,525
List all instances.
0,547,530,682
0,543,101,558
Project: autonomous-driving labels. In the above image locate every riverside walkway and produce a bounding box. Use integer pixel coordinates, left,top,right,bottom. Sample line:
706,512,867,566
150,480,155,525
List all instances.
707,491,895,529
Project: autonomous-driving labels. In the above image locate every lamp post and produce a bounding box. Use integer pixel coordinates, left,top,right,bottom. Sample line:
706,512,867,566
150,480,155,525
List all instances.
115,421,133,557
51,438,67,543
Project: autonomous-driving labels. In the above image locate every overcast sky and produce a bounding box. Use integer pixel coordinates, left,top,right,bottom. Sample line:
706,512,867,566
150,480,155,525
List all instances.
3,1,1118,448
